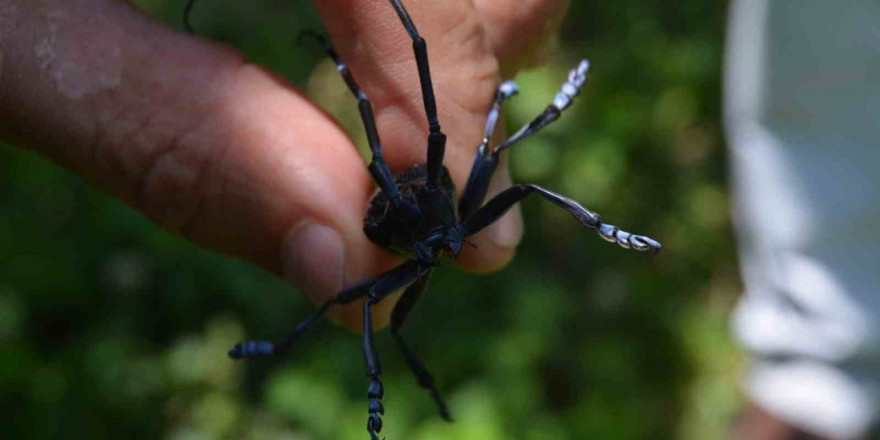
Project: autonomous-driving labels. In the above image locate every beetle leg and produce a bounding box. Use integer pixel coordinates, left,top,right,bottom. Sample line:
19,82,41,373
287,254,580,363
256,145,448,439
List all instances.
360,260,429,440
387,0,448,187
227,261,421,359
461,184,662,253
183,0,198,33
458,81,519,220
493,59,591,155
390,270,452,421
300,31,400,200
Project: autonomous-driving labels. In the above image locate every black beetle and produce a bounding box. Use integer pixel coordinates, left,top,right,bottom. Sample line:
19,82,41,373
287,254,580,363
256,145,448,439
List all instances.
187,0,662,438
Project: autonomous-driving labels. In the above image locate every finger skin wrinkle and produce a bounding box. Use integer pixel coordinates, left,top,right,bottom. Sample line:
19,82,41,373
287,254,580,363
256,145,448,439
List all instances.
88,85,171,207
135,111,213,233
130,74,244,235
104,36,248,236
87,92,126,197
139,60,266,245
126,56,246,237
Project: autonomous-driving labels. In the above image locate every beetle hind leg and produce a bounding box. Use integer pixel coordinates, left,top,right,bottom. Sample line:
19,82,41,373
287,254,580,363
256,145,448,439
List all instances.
359,261,429,439
390,271,452,421
392,332,451,421
461,184,661,253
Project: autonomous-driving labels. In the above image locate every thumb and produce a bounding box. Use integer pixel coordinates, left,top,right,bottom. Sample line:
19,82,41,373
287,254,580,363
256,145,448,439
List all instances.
0,0,398,330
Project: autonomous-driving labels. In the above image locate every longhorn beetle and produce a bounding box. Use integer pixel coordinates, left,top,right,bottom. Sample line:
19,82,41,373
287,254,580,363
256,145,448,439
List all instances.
185,1,661,439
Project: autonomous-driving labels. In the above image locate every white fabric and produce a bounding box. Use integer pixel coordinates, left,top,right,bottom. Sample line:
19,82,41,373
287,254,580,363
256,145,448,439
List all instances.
748,360,878,440
725,0,880,437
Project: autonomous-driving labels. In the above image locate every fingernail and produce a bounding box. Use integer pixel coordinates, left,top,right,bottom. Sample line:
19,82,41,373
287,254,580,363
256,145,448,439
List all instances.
282,221,345,304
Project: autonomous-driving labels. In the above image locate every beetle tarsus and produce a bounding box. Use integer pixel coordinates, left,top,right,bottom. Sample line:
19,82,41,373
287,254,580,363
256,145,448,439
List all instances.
227,340,276,359
598,223,662,253
364,298,386,440
494,58,591,154
367,377,385,439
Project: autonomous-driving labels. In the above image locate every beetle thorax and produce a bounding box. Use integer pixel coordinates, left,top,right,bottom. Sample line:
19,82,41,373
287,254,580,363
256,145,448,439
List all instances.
363,165,461,264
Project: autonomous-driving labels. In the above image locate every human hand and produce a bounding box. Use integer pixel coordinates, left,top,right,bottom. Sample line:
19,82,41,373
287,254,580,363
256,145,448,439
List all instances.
0,0,569,330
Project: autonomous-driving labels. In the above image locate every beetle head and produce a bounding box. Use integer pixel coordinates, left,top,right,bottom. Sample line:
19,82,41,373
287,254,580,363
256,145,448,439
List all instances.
414,226,464,266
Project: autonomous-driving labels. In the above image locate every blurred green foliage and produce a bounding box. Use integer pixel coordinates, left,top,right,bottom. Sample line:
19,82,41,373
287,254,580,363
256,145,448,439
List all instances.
0,0,744,439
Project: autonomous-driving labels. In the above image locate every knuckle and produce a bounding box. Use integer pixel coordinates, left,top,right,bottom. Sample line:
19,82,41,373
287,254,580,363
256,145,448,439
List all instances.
87,46,250,239
132,114,217,235
85,88,220,238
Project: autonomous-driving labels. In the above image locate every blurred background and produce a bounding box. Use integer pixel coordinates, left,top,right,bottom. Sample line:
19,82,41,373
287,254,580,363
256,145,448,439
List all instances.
0,0,741,439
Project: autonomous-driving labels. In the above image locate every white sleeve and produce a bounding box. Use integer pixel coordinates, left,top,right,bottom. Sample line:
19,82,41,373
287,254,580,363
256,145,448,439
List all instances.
725,0,880,437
